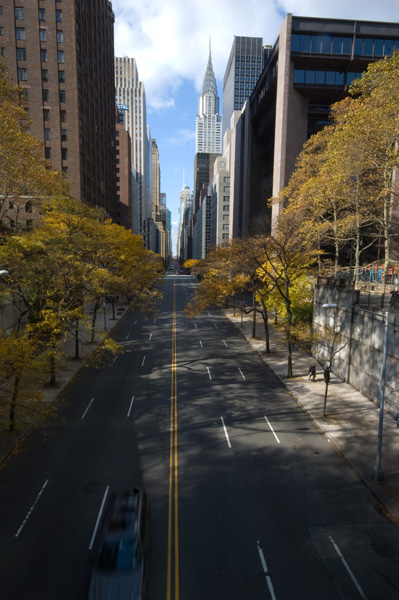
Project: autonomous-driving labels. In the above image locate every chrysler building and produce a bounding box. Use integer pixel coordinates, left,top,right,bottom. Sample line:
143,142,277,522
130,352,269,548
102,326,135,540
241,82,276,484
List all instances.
195,46,222,153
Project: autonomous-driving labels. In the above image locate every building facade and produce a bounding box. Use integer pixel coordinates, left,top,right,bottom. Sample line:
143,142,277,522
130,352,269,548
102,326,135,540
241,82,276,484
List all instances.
231,14,399,237
0,0,117,219
195,47,222,154
115,56,151,241
222,36,263,141
115,120,132,230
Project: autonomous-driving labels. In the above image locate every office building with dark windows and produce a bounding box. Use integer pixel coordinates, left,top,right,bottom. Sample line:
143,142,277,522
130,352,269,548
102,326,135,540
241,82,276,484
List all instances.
0,0,117,220
222,36,264,141
231,14,399,237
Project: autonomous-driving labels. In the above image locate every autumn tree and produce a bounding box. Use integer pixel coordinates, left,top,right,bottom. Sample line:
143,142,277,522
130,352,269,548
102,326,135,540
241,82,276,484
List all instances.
0,62,68,231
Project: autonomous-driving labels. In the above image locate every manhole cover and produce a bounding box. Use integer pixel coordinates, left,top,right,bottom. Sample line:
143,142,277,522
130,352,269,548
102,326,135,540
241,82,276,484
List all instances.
82,481,101,493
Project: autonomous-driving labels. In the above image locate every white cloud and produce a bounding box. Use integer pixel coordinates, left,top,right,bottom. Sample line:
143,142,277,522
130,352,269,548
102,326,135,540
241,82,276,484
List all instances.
167,129,196,148
113,0,399,111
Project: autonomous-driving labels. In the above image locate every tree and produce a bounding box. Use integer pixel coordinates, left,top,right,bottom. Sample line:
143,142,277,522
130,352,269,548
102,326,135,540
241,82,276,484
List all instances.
251,209,319,377
0,62,68,231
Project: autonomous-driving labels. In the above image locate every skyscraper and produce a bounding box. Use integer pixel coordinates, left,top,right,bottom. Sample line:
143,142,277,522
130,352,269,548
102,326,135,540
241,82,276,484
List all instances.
115,57,150,239
0,0,117,219
222,36,263,140
195,46,222,154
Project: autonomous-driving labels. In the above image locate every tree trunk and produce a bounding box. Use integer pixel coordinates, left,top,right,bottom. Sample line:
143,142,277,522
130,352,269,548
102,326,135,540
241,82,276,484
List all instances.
49,339,56,386
9,372,21,432
323,381,329,417
74,319,80,360
90,302,99,343
252,291,256,338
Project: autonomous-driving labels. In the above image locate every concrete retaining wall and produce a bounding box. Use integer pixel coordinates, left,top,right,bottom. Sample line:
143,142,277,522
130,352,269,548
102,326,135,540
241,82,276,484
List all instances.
313,284,399,418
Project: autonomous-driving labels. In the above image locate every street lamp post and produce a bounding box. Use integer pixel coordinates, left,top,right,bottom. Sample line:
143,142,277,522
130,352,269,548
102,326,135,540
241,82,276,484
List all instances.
322,303,389,482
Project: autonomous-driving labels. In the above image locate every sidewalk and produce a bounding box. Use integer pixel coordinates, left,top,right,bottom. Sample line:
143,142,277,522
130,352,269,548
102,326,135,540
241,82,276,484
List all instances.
0,301,130,466
226,308,399,524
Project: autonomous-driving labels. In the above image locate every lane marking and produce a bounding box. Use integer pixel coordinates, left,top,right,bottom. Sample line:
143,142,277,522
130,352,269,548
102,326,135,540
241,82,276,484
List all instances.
81,397,94,420
213,322,218,329
264,416,281,444
125,333,130,340
223,340,228,348
200,340,203,348
257,541,277,600
207,311,211,316
238,367,246,380
194,323,197,329
207,367,212,380
142,355,146,367
167,282,179,600
221,417,232,448
154,318,157,324
329,537,368,599
89,486,110,550
15,479,49,538
127,396,135,417
149,333,152,341
134,320,137,325
111,355,118,366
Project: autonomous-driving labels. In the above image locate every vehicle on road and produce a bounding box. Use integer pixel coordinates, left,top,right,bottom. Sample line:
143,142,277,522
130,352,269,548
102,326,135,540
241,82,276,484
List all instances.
87,488,151,600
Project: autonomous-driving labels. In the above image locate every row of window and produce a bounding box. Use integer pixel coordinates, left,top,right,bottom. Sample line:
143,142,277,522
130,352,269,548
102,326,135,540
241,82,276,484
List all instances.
45,147,68,160
44,129,67,142
18,66,65,82
16,28,64,44
14,7,62,22
291,32,399,58
294,68,363,87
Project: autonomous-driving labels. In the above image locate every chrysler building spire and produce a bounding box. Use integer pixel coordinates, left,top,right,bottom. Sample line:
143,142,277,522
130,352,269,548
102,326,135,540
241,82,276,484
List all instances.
196,41,222,153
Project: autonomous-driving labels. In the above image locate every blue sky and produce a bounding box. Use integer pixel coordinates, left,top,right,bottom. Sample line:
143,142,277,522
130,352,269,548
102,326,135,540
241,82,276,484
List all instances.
111,0,399,253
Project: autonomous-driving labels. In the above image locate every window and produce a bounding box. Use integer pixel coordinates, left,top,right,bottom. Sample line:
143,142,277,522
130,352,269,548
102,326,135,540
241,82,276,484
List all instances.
16,28,25,40
56,10,62,22
38,8,45,21
57,51,64,63
59,90,66,102
0,27,4,36
42,89,49,101
43,108,50,121
45,147,51,159
224,177,230,183
0,7,3,15
44,128,50,140
61,129,67,142
57,30,63,43
223,205,229,211
16,47,26,60
62,167,68,177
40,49,47,62
15,7,24,19
17,68,27,81
60,110,66,122
25,201,32,213
39,29,46,42
41,69,48,82
58,70,65,82
61,148,68,160
223,186,230,192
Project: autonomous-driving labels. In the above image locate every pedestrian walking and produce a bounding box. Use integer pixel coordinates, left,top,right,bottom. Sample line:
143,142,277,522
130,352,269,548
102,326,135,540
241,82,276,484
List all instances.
308,362,316,381
390,287,398,309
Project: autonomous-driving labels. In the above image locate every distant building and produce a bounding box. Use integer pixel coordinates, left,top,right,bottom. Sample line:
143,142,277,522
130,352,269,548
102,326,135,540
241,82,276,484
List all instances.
222,36,263,141
195,46,222,154
115,56,151,243
0,0,117,220
231,14,399,237
115,121,133,230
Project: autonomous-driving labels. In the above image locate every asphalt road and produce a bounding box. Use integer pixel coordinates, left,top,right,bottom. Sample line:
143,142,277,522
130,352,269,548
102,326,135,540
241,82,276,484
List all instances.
0,275,398,599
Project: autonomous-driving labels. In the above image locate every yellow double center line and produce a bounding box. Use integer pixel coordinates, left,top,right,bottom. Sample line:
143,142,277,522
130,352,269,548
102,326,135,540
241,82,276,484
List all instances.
167,283,179,600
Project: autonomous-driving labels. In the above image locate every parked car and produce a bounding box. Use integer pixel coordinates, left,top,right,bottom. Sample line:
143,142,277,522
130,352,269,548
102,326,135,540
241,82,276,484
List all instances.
87,488,151,600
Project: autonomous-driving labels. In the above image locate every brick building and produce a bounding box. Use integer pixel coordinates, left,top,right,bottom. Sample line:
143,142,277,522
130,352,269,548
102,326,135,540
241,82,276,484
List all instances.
0,0,117,219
